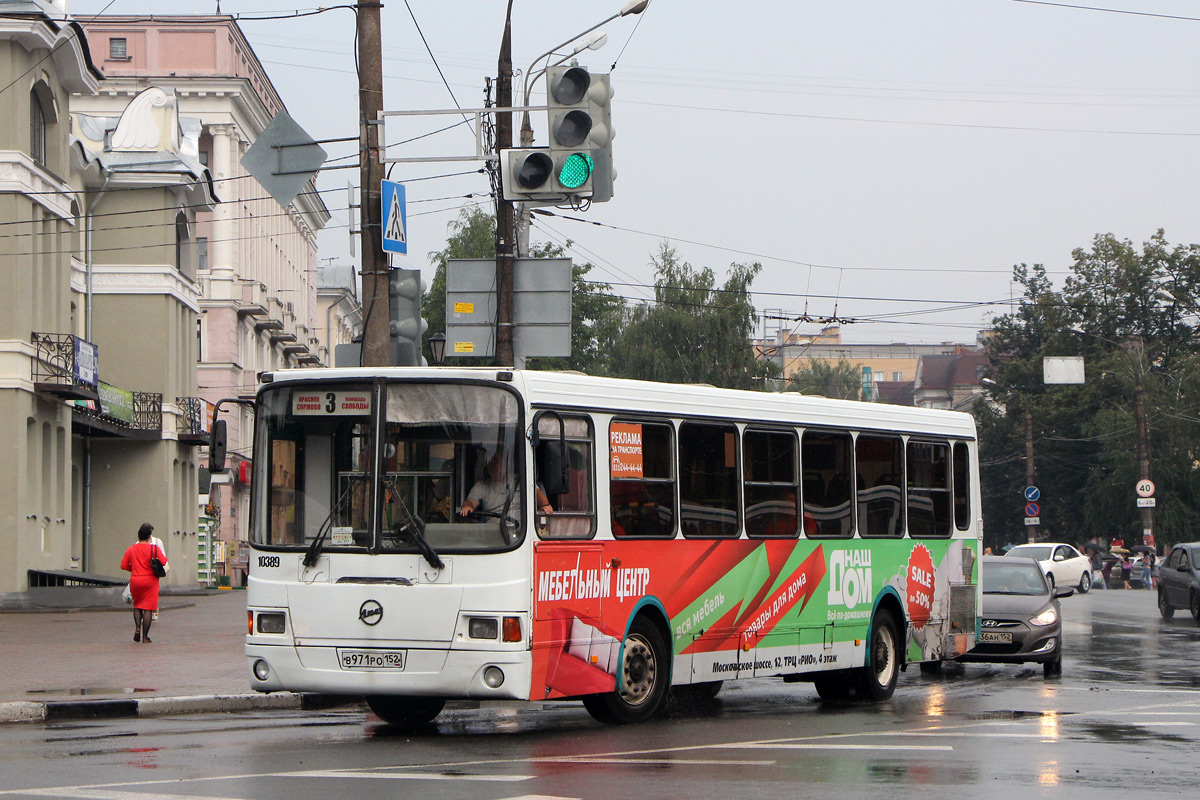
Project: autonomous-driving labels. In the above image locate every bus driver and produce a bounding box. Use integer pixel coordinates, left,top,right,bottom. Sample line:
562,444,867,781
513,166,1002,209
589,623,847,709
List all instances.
458,450,552,519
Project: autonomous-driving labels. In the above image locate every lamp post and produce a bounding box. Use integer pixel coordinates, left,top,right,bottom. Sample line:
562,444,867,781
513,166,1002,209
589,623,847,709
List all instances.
982,377,1038,542
428,332,447,366
1069,327,1154,548
495,0,650,365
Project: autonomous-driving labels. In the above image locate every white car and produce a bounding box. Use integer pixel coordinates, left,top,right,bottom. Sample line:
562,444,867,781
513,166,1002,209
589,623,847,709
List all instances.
1005,543,1093,593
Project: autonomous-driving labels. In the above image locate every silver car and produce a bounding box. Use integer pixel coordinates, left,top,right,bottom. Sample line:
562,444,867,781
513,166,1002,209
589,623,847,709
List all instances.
959,556,1072,677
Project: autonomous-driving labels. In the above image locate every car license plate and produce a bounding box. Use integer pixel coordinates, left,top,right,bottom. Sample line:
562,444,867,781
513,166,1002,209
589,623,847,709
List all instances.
978,631,1012,644
337,649,406,670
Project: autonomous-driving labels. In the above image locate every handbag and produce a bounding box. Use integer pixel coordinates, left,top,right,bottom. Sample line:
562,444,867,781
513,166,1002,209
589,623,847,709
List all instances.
149,544,167,578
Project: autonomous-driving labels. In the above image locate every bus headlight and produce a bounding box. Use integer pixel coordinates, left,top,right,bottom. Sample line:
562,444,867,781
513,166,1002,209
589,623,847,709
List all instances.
256,612,287,634
469,618,498,639
483,666,505,688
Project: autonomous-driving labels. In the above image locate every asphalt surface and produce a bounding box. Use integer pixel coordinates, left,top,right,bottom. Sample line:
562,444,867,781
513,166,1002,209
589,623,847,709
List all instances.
0,588,348,724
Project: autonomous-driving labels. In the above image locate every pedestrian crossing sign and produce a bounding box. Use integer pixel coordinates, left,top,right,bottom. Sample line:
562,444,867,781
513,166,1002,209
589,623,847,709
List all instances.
381,180,407,254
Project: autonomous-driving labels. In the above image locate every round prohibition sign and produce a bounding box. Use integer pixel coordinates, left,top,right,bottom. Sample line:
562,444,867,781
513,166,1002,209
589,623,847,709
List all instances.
1136,479,1155,498
1024,502,1040,518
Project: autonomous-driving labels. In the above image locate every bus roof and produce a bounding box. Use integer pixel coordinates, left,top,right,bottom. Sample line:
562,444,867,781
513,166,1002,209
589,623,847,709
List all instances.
260,367,977,439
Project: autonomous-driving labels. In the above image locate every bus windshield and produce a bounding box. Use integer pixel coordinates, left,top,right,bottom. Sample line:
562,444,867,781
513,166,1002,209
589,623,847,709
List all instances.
252,381,523,553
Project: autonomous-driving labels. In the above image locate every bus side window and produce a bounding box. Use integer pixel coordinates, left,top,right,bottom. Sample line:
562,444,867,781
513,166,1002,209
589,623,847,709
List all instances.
744,429,799,538
536,414,596,539
953,441,971,531
680,422,739,538
801,431,854,538
855,435,904,538
908,440,951,537
610,420,676,538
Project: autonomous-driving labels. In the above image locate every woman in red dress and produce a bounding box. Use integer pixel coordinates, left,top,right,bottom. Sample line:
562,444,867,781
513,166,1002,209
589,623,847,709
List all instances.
120,523,167,643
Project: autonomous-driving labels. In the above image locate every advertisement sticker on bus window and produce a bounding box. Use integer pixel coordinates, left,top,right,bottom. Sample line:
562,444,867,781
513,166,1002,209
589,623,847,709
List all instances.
292,391,372,416
330,527,354,546
610,423,644,478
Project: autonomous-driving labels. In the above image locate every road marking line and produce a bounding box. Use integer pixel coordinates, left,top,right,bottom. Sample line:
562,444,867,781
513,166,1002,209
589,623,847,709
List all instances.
15,791,244,800
275,770,533,782
734,743,953,751
533,758,775,766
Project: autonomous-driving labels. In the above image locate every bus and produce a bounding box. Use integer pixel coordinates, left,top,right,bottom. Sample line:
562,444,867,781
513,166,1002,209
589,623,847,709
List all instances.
218,367,981,727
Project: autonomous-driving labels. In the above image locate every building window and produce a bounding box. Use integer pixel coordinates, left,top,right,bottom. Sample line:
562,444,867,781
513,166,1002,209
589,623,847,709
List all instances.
175,212,190,273
109,37,129,60
30,88,46,166
197,237,208,271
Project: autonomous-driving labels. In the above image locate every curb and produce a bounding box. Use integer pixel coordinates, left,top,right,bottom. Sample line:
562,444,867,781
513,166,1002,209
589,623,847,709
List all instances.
0,692,360,725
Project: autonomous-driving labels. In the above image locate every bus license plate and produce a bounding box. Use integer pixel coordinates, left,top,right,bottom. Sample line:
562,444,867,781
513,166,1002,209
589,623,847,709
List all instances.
978,631,1012,644
337,649,406,670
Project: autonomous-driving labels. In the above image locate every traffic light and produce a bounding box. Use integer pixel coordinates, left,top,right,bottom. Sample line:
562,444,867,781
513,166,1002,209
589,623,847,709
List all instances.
546,64,594,197
388,267,427,366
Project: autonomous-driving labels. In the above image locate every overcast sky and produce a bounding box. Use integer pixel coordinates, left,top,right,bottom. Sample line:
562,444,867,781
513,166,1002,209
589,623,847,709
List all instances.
70,1,1200,344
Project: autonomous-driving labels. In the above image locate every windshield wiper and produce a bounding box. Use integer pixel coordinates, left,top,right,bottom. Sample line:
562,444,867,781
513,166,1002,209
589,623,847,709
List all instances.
303,483,355,568
385,477,445,571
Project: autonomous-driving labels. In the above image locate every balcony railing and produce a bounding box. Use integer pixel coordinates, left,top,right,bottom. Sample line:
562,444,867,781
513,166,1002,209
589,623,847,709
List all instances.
32,332,100,400
176,396,209,445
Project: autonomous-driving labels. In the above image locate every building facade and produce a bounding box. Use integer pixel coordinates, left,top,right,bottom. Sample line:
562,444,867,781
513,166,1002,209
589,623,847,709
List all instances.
1,1,216,593
75,15,336,584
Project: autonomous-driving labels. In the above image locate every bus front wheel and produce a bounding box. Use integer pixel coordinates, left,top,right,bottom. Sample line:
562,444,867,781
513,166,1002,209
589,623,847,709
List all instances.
366,695,445,729
856,608,901,702
583,616,669,725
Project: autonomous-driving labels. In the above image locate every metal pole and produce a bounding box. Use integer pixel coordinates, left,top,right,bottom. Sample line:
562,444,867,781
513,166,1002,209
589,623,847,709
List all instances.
1025,407,1037,543
358,0,390,367
1134,370,1154,546
495,0,516,367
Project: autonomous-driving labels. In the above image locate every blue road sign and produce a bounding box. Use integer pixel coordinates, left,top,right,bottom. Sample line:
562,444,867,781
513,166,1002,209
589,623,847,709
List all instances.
1024,485,1040,502
1025,502,1040,518
381,180,407,254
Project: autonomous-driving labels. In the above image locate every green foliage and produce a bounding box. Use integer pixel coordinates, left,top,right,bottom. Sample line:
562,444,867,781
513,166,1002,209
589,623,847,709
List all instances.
786,358,864,400
977,230,1200,553
614,243,773,389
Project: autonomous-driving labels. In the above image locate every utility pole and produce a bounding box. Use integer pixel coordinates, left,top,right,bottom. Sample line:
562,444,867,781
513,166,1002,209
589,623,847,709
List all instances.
1134,369,1154,546
495,0,516,367
358,0,390,367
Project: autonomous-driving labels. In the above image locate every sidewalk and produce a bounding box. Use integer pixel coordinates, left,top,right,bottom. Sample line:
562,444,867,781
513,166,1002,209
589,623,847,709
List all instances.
0,588,352,724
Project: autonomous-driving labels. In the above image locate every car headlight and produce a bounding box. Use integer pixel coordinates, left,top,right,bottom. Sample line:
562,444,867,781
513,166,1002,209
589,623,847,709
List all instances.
1030,607,1058,627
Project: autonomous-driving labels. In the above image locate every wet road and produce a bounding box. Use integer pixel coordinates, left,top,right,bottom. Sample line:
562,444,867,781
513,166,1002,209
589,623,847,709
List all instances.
3,588,1199,798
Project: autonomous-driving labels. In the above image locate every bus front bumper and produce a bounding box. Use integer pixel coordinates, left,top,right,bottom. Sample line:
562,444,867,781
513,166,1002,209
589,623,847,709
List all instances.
246,642,532,701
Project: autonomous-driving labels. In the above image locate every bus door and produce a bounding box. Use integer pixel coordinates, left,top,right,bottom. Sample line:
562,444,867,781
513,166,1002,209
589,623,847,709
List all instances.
533,543,616,699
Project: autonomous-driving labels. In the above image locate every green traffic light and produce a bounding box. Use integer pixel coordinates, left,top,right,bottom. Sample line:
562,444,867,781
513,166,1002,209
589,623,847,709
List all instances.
558,152,594,190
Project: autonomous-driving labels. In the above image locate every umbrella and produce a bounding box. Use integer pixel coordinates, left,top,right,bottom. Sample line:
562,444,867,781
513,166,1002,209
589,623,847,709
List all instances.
1131,545,1155,554
1110,546,1130,556
1083,541,1104,552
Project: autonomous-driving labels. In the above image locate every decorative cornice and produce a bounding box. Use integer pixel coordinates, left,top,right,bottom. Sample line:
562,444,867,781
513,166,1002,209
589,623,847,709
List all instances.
91,265,202,312
0,152,78,220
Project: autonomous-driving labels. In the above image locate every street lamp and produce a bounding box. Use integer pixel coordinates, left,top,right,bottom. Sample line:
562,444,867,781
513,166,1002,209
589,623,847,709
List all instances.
518,0,650,147
428,332,446,366
982,377,1040,543
1067,326,1154,548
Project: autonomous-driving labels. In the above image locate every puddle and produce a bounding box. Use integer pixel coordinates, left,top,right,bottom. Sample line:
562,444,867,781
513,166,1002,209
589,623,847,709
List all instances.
25,687,155,696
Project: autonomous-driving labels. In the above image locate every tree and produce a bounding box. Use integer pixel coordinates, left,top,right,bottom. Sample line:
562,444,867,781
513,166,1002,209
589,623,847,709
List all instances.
614,243,774,389
786,358,863,400
978,231,1200,553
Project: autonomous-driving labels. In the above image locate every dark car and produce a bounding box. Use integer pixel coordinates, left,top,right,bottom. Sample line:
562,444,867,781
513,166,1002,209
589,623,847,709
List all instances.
1158,542,1200,621
958,555,1073,677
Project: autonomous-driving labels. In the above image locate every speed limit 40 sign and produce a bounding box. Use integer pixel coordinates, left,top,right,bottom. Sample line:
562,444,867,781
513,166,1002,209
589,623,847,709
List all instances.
1136,479,1155,498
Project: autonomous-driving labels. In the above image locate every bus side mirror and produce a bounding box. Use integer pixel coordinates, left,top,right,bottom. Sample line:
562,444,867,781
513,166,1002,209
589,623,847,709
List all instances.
537,440,570,497
210,418,228,473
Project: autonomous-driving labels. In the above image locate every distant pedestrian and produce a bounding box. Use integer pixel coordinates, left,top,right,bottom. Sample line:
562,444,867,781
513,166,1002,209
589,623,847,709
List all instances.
120,523,168,643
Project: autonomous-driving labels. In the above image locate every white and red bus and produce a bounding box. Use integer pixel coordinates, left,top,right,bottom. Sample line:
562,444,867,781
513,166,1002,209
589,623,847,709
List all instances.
228,367,981,726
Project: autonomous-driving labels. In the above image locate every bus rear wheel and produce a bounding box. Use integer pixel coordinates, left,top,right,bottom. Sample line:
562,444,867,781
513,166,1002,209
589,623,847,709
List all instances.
366,695,445,729
856,608,901,702
582,617,669,725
